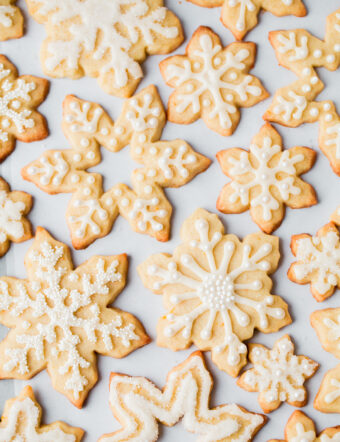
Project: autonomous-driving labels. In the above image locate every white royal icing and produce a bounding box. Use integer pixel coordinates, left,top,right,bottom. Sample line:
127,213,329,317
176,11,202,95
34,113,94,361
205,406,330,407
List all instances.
126,197,167,232
100,353,264,442
126,93,161,132
27,152,69,186
277,32,309,61
325,378,340,404
273,91,307,122
325,123,340,159
291,422,316,442
322,314,340,349
69,198,107,238
228,0,256,32
157,144,197,179
147,216,285,366
0,189,26,243
0,5,15,28
320,432,340,442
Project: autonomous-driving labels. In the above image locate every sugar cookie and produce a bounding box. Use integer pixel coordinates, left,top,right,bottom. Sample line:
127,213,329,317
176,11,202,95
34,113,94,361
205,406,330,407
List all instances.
138,208,291,377
0,0,23,41
0,227,149,407
216,123,317,234
99,351,266,442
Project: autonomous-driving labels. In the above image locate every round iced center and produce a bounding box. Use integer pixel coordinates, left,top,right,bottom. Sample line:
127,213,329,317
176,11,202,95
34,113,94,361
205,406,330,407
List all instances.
198,274,235,310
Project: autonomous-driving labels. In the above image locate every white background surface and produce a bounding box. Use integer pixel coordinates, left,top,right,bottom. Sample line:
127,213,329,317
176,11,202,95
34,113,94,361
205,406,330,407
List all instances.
1,0,340,439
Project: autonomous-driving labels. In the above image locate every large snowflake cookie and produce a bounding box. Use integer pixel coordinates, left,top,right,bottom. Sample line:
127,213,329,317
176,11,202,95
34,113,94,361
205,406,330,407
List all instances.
138,208,291,377
99,351,267,442
0,177,32,257
186,0,306,41
160,26,268,136
0,0,24,41
269,410,340,442
237,335,318,413
0,386,84,441
288,222,340,302
26,0,183,97
22,86,210,249
311,308,340,414
264,8,340,176
0,55,49,162
0,227,149,407
216,123,317,234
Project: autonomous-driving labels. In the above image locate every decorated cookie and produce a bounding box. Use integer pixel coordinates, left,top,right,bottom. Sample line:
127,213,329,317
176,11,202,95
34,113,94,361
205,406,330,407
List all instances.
160,26,268,136
138,208,291,377
216,123,317,234
26,0,183,97
186,0,306,41
237,335,318,413
99,351,266,442
0,177,32,257
0,55,49,162
0,386,84,441
0,0,23,40
264,8,340,176
314,364,340,414
269,410,340,442
0,227,149,407
288,222,340,302
22,86,210,249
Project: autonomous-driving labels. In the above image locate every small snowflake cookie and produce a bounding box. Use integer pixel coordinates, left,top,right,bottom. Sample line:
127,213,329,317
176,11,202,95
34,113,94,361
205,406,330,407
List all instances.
288,222,340,302
237,335,318,413
264,8,340,176
0,227,149,407
26,0,183,97
216,123,317,234
0,55,49,162
186,0,306,41
0,177,32,257
138,208,291,377
311,307,340,414
22,85,210,249
160,26,268,136
0,386,84,441
0,0,24,40
269,410,340,442
99,351,267,442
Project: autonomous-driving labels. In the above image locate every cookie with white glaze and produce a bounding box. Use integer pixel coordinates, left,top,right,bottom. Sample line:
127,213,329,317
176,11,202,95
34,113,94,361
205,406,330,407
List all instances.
0,0,24,41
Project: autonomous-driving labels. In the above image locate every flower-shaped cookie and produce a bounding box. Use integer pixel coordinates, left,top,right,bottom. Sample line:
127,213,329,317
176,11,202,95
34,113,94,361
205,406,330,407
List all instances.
0,386,84,441
186,0,306,41
237,335,318,413
160,26,268,136
264,8,340,176
99,352,266,442
22,86,210,249
0,55,49,162
269,410,340,442
0,227,149,407
0,0,23,40
216,123,317,233
0,177,32,257
138,208,291,377
26,0,183,97
288,222,340,302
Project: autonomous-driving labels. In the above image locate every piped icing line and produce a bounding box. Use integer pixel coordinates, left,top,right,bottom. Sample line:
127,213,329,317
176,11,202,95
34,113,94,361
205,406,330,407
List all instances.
0,227,149,407
0,0,24,41
0,386,84,441
138,208,291,377
264,8,340,176
22,85,210,249
26,0,183,97
99,351,266,442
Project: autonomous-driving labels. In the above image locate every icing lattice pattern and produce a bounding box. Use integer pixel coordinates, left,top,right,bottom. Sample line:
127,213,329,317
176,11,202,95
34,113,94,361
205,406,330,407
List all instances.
99,351,266,442
22,85,210,249
264,8,340,176
138,208,291,377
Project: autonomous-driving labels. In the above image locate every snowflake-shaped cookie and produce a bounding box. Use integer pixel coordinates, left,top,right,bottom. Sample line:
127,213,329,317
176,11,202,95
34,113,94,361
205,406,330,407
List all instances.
138,208,291,377
269,410,340,442
22,85,210,249
99,351,266,442
0,177,32,257
160,26,268,136
26,0,183,97
238,335,318,413
186,0,306,41
0,55,49,162
0,227,149,407
288,222,340,302
264,8,340,176
0,0,23,40
216,123,317,234
0,386,84,441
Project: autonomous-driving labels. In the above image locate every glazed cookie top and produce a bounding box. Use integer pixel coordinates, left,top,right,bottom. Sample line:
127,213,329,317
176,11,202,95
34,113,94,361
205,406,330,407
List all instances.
0,0,24,41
